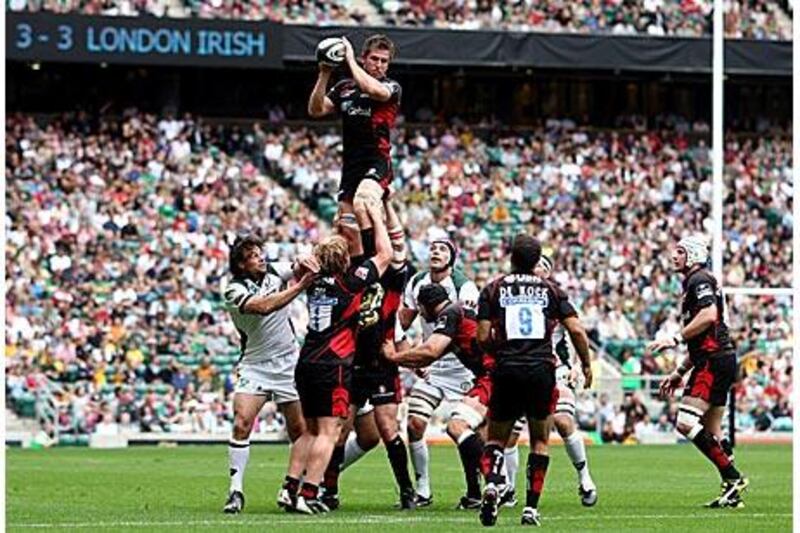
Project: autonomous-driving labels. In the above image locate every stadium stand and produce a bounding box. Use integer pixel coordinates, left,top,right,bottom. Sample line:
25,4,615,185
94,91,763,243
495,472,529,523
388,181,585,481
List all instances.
5,111,793,441
5,0,793,39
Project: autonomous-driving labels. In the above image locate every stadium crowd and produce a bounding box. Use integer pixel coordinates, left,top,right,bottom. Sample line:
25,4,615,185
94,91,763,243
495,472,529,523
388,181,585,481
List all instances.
5,110,793,440
6,0,793,40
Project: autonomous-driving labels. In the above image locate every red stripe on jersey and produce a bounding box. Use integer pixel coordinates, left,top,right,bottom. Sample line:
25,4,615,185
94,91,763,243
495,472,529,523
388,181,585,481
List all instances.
330,328,356,359
371,103,397,159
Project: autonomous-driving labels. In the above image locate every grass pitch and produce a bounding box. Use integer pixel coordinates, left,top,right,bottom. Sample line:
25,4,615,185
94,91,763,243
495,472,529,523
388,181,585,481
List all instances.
6,443,791,531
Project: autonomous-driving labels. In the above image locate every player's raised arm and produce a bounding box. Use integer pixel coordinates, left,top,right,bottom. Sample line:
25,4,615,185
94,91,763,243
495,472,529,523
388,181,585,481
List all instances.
308,64,336,118
341,36,397,102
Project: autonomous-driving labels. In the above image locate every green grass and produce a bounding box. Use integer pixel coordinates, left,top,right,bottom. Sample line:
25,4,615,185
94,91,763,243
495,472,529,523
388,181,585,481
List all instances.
6,443,792,532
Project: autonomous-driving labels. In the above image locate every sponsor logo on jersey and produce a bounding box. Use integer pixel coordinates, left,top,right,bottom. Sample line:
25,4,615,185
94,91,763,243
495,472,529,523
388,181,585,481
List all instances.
499,285,549,307
695,283,714,300
342,101,371,117
354,266,370,280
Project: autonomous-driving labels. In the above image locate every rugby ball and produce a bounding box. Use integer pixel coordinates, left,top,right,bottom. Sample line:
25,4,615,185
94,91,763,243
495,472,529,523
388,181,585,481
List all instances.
316,37,346,67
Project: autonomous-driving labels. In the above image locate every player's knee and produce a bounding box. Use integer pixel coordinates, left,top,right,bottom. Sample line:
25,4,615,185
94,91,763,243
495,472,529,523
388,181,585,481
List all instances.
676,404,705,439
407,415,427,441
531,438,549,455
232,415,255,441
554,414,575,438
285,417,306,443
446,418,468,442
375,415,399,444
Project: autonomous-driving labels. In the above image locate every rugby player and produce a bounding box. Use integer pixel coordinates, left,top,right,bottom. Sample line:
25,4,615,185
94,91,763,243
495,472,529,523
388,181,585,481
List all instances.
648,234,748,508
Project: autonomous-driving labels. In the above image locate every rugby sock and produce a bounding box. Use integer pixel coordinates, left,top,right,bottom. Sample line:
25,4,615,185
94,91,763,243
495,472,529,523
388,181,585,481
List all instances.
361,228,376,257
480,443,506,486
410,439,432,498
564,432,594,488
283,475,301,495
228,438,250,493
386,435,414,493
526,453,550,509
504,445,519,491
720,437,735,463
342,433,368,471
456,430,484,499
692,429,741,480
322,445,344,496
300,482,319,500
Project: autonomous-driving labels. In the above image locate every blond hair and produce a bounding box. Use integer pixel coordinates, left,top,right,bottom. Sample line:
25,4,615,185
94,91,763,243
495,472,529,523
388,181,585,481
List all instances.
314,236,350,276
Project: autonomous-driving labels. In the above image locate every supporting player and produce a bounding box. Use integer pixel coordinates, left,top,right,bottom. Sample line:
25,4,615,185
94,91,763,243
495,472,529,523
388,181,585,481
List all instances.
221,235,319,513
534,254,598,507
648,234,748,508
321,197,417,511
384,284,494,510
476,234,593,527
308,33,401,242
397,240,479,506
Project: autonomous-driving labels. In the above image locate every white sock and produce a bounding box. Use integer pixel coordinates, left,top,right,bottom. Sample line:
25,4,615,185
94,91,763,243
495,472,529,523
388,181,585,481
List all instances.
564,432,594,489
410,439,431,498
341,432,368,471
228,438,250,493
504,446,519,491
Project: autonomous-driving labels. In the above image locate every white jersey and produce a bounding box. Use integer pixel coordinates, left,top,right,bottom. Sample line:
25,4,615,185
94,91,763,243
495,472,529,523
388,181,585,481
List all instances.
222,262,299,365
402,269,479,375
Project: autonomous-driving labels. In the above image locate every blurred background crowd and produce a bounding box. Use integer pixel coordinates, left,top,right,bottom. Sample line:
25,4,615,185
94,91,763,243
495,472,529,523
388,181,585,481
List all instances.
5,109,792,441
6,0,793,40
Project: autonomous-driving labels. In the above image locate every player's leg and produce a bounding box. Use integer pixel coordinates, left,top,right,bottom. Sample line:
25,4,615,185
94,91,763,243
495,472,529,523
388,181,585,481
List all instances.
553,384,597,506
500,419,524,508
374,401,416,509
342,403,381,470
520,415,554,526
224,391,267,513
679,355,747,507
406,380,444,505
703,406,735,462
320,405,357,509
479,418,515,527
448,390,489,508
296,415,345,514
279,417,316,510
517,367,559,526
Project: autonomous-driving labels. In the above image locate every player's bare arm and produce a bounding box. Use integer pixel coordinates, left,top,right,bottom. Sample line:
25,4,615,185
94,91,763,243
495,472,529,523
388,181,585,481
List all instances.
477,319,493,352
341,37,392,102
647,305,716,354
364,201,392,275
241,271,316,315
308,65,336,117
383,333,451,368
561,316,592,388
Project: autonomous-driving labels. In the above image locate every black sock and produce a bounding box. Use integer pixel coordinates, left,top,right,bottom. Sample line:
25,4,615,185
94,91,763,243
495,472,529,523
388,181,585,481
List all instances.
283,475,300,495
526,453,550,509
480,443,506,486
386,435,414,493
323,445,345,495
720,437,735,463
300,482,319,500
361,228,375,257
692,429,741,481
457,433,484,499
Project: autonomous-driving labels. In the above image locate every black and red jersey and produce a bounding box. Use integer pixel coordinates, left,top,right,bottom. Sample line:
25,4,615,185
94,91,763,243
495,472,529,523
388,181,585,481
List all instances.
354,262,415,370
327,77,401,171
300,259,380,367
681,268,734,363
431,302,495,378
478,273,577,369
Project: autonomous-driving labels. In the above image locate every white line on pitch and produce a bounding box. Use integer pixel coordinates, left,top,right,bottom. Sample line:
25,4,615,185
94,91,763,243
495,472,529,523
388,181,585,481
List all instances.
8,512,793,529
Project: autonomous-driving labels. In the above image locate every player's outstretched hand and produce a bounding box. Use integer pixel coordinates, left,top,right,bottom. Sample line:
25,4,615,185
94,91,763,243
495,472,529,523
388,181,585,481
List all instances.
341,36,355,64
646,337,676,355
658,371,683,399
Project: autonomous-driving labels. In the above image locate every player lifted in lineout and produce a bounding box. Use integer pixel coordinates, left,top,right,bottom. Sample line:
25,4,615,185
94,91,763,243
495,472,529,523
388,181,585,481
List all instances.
477,234,592,527
648,235,748,508
308,34,401,245
221,235,319,514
